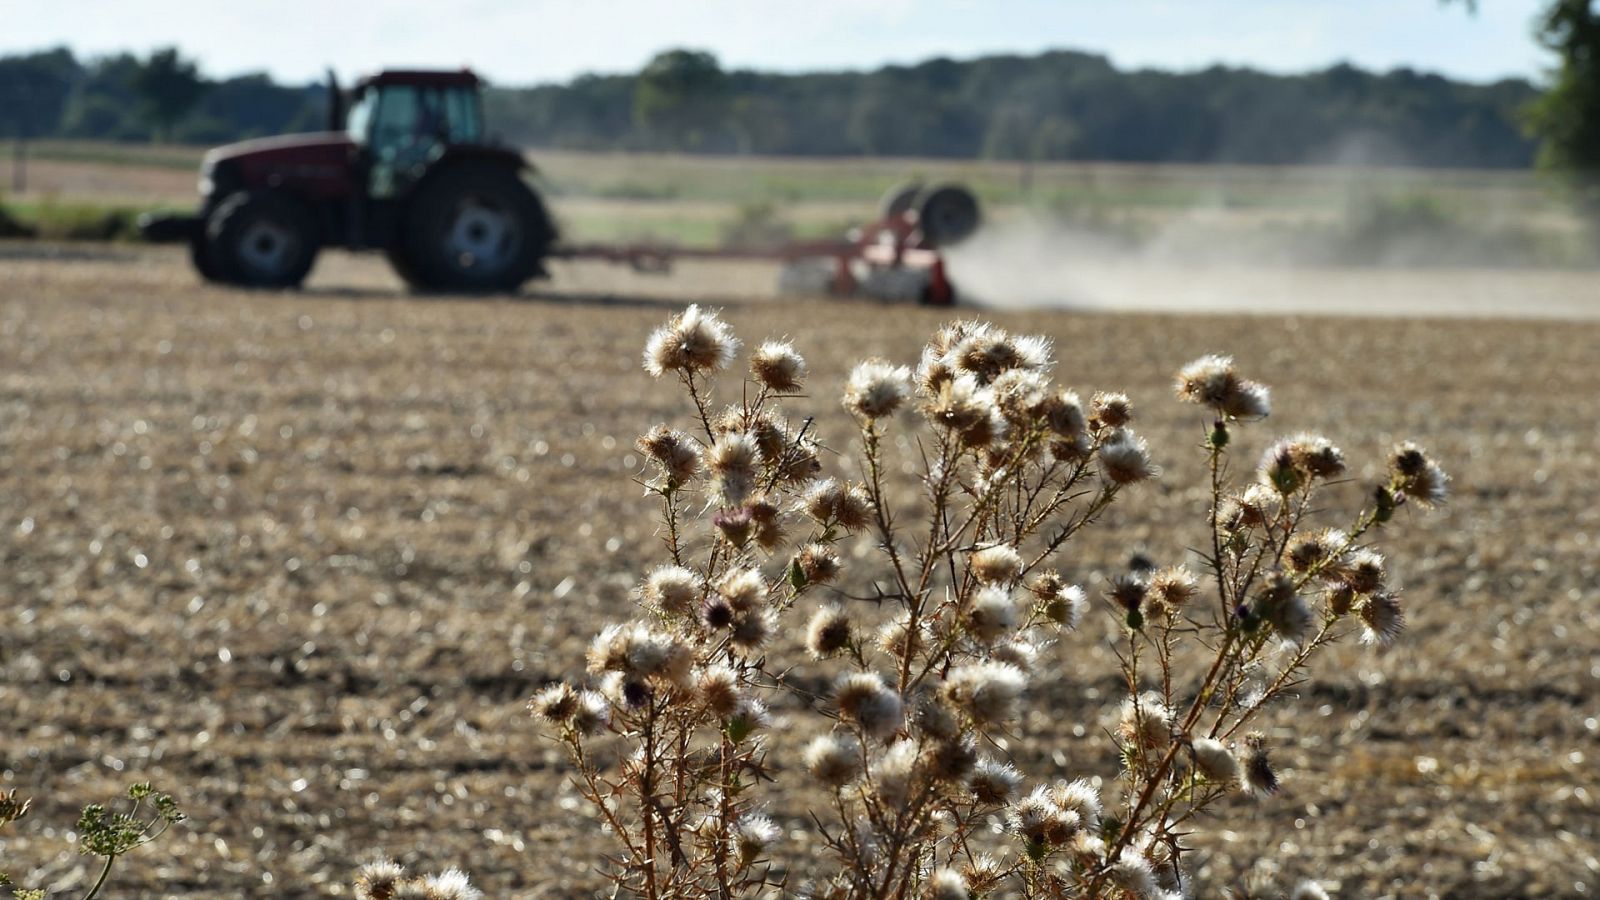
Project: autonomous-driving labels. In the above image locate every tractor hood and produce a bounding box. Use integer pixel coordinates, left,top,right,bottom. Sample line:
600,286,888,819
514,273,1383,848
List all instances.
203,132,357,198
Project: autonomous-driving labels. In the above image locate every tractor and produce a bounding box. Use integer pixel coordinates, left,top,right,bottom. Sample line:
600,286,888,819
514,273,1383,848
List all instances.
141,69,556,292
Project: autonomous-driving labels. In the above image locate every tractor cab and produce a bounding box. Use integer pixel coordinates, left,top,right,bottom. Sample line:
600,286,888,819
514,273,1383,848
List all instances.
340,70,485,198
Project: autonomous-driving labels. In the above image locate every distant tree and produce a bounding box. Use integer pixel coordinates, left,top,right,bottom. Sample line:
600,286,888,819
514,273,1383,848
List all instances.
1525,0,1600,216
129,47,208,142
0,47,78,190
0,47,77,141
633,49,728,151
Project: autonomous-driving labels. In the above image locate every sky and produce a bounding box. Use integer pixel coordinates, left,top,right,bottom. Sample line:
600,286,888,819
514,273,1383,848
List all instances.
0,0,1552,86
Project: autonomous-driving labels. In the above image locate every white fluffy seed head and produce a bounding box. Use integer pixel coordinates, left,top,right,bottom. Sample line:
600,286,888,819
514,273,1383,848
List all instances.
925,868,969,900
643,565,701,616
643,304,740,377
943,662,1027,727
749,340,807,392
968,757,1023,805
869,739,921,805
965,584,1018,644
1119,691,1173,751
1192,737,1241,787
970,544,1024,585
1099,428,1159,485
844,359,913,419
804,733,862,787
835,672,904,739
733,814,780,867
420,868,483,900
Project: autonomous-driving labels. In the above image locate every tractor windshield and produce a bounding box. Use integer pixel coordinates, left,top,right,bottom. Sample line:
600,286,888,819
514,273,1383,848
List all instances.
353,83,484,197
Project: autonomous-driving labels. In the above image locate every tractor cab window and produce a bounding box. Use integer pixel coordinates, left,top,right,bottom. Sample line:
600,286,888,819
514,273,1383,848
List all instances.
356,84,482,198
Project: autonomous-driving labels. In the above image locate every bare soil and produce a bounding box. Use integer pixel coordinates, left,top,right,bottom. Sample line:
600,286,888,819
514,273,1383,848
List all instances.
1,245,1597,898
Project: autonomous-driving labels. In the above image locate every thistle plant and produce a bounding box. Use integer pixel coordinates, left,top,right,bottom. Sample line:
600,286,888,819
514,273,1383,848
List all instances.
531,306,1448,898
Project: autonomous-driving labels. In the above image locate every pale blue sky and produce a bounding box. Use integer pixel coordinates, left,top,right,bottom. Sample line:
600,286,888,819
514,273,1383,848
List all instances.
0,0,1551,86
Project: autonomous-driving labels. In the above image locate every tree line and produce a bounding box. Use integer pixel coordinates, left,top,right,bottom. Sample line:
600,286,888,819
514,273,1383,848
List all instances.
0,44,1546,168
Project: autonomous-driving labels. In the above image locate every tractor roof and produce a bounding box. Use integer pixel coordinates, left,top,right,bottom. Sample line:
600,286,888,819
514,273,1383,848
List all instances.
355,69,482,90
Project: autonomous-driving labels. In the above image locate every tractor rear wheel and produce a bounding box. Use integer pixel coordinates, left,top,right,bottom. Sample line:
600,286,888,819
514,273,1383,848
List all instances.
204,190,319,288
396,165,555,293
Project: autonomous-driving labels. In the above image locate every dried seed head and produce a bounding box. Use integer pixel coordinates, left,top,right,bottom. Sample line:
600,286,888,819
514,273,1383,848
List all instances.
729,608,775,651
1359,590,1406,647
943,661,1027,727
924,868,969,900
1285,529,1346,575
643,565,701,616
1105,849,1158,898
1042,388,1087,437
1241,732,1279,798
990,367,1051,424
636,425,703,486
745,496,785,550
1091,391,1134,429
910,693,961,741
970,543,1024,585
1237,483,1280,527
1291,880,1332,900
393,880,432,900
924,372,995,433
728,696,771,739
1174,354,1272,420
1099,429,1159,485
1108,572,1149,616
799,478,873,532
870,739,922,806
835,672,904,739
706,431,762,506
714,506,755,548
1191,737,1241,787
916,345,957,395
952,327,1025,382
1259,571,1314,644
1341,548,1388,595
991,638,1039,674
804,733,862,787
643,304,739,377
586,623,689,685
876,611,926,658
749,340,807,392
570,690,611,735
1148,565,1199,611
1261,433,1346,492
1119,691,1173,751
794,543,841,585
923,736,979,783
1047,584,1089,629
420,868,483,900
969,758,1024,805
733,814,780,867
844,359,913,419
805,605,854,659
1030,572,1088,629
697,664,743,717
529,682,579,724
356,860,407,900
1049,778,1102,830
1389,441,1450,507
1009,787,1059,846
965,584,1019,644
716,567,767,612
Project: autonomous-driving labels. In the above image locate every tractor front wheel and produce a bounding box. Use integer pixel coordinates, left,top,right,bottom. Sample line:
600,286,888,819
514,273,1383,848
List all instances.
204,191,319,288
395,166,555,293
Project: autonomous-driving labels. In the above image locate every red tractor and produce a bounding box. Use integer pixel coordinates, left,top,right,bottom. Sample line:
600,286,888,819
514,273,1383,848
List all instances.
142,69,556,292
